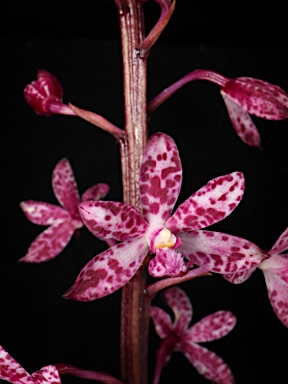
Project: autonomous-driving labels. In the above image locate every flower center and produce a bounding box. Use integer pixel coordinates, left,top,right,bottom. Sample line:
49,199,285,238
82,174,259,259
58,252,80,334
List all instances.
154,228,177,249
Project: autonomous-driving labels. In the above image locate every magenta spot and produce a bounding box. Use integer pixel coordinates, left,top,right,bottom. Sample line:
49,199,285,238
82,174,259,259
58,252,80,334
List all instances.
226,175,233,182
121,212,127,221
222,236,229,241
126,218,134,228
150,202,160,214
116,267,123,274
107,275,114,283
129,261,136,268
105,215,111,221
166,179,176,188
150,176,161,197
108,259,119,269
218,193,227,201
207,208,225,220
163,153,167,160
229,203,236,210
161,166,178,179
205,232,214,237
184,215,198,227
157,154,162,161
196,207,205,215
94,268,108,281
231,252,245,260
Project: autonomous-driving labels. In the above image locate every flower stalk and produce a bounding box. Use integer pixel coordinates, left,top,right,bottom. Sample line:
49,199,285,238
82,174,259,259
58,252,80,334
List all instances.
115,1,150,383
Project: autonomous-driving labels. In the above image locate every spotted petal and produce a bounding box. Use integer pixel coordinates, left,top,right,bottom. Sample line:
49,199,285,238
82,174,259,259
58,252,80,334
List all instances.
19,221,76,263
52,158,80,219
176,341,235,384
166,172,244,232
222,268,256,284
0,345,31,384
221,92,261,147
164,287,192,332
150,307,173,338
78,201,149,241
20,201,69,226
139,132,182,225
270,227,288,255
30,366,61,384
187,311,236,343
178,230,268,274
263,270,288,328
81,183,110,202
63,237,149,301
222,77,288,119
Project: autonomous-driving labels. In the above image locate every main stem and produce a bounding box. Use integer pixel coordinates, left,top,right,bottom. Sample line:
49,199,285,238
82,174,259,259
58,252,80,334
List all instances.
116,1,150,383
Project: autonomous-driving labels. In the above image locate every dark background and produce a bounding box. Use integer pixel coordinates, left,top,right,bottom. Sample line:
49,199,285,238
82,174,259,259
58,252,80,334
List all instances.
1,1,288,384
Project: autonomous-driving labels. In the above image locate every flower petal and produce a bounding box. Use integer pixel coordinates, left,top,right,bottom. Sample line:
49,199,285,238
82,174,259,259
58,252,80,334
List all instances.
178,230,268,274
223,77,288,119
19,221,76,263
139,132,182,225
221,91,261,147
270,227,288,255
222,268,256,284
52,158,80,219
20,201,69,225
0,345,31,384
63,237,149,301
176,341,235,384
187,311,236,343
152,338,175,384
163,287,192,332
166,172,244,232
30,366,61,384
78,201,149,241
150,307,173,338
263,270,288,328
81,183,110,202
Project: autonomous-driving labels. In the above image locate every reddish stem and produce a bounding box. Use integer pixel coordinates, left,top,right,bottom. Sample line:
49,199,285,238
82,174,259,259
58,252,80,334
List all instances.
115,1,150,383
148,69,228,112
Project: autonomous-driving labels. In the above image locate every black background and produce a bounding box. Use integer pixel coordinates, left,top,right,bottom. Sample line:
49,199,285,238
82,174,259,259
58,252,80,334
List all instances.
1,1,288,384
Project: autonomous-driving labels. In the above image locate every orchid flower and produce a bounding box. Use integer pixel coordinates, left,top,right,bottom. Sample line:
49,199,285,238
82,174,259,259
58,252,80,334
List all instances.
150,287,236,384
0,345,60,384
63,132,267,302
24,70,74,116
20,158,110,263
224,227,288,328
148,69,288,147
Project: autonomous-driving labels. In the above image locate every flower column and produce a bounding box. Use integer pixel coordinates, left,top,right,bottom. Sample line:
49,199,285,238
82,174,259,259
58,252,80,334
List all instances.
115,1,150,383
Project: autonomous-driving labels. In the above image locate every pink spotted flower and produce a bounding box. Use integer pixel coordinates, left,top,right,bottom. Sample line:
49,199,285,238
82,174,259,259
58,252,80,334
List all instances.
64,132,267,302
0,344,60,384
150,287,236,384
148,70,288,148
20,158,110,263
224,227,288,327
